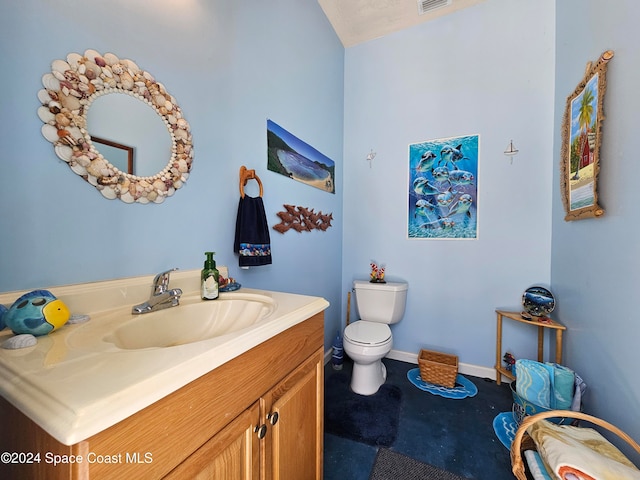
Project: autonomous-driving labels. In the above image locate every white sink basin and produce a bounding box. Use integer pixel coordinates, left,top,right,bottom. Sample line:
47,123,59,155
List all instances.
104,293,276,349
0,271,329,446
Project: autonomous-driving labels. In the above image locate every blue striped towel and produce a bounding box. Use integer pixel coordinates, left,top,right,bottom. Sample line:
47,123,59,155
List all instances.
515,359,575,410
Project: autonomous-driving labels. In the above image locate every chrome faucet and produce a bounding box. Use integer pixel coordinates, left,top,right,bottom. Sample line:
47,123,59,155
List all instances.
132,268,183,314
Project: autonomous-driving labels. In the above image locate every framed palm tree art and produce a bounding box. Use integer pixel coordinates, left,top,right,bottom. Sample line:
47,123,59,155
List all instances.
561,50,614,221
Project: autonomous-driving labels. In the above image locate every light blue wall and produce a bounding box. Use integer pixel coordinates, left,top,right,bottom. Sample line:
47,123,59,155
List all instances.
0,0,345,350
553,0,640,455
3,0,637,452
342,0,556,368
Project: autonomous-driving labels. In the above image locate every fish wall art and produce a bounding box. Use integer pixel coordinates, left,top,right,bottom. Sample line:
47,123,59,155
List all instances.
408,134,479,239
273,204,333,233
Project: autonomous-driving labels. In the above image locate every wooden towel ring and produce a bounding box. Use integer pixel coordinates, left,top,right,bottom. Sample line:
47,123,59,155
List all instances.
239,166,263,198
510,410,640,480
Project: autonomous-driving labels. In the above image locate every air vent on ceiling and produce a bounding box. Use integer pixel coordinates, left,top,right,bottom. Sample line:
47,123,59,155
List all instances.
417,0,453,15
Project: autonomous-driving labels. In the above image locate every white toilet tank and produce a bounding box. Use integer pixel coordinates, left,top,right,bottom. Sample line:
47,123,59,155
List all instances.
353,280,408,324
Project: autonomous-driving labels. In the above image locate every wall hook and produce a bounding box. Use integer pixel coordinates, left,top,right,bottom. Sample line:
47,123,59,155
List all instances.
504,140,519,164
366,150,377,168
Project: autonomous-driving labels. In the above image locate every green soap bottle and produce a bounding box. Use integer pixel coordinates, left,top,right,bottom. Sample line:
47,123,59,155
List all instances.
201,252,219,300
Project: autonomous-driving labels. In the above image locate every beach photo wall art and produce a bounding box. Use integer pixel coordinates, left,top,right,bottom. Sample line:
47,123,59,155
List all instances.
408,134,479,239
560,50,613,221
267,119,335,194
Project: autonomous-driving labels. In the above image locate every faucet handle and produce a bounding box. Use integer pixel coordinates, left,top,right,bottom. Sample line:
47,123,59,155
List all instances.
152,268,178,295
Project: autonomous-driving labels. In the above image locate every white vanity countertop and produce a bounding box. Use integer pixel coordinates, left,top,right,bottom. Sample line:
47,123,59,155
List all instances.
0,271,329,446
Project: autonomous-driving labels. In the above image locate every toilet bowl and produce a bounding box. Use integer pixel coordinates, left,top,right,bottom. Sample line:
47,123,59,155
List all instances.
344,280,408,395
343,320,393,395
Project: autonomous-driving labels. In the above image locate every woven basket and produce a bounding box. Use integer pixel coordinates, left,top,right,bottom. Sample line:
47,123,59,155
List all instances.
418,349,458,388
510,410,640,480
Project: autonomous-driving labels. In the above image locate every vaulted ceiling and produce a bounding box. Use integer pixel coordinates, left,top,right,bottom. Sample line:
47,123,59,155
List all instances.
318,0,486,47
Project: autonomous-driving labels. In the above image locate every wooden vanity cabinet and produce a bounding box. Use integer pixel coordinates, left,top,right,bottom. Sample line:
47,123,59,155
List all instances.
0,312,324,480
262,351,323,479
164,401,261,479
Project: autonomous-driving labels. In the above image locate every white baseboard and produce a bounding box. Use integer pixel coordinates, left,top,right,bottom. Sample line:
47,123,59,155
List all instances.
385,349,497,380
324,349,332,365
324,348,499,381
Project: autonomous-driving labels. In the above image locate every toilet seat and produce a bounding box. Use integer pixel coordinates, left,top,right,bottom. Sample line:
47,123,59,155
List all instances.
344,321,391,346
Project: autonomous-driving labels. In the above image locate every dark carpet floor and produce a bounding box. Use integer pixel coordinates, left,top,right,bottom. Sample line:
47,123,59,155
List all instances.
325,373,402,446
323,358,515,480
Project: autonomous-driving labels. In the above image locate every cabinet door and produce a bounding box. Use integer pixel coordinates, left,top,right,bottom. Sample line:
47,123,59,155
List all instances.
263,350,323,480
165,401,260,480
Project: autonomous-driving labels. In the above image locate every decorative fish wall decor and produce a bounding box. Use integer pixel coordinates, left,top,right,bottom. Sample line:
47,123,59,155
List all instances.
273,204,333,233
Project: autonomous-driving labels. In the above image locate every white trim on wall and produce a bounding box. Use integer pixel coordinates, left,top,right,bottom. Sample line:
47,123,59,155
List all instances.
324,348,500,381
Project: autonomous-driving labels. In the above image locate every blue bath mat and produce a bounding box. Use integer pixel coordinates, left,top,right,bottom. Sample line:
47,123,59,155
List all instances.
492,412,518,450
406,368,477,399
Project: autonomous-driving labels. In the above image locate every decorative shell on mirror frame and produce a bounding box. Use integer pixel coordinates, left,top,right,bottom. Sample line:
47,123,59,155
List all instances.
37,49,194,204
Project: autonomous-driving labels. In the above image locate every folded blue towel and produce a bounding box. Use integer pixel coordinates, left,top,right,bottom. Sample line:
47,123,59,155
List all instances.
524,450,553,480
515,360,575,410
516,359,553,408
549,363,575,410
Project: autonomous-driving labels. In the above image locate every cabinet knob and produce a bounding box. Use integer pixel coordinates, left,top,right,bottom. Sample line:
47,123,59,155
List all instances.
267,411,279,425
255,424,267,439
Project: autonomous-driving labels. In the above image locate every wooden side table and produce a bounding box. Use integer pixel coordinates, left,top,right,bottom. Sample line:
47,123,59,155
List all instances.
494,309,566,385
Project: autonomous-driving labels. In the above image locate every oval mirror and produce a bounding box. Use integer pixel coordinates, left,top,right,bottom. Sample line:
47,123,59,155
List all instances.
37,49,193,204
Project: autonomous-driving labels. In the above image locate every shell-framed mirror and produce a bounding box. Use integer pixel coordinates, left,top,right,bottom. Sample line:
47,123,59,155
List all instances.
37,49,193,204
560,50,613,221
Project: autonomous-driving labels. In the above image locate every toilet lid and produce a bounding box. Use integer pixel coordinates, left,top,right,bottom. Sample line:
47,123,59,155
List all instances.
344,321,391,345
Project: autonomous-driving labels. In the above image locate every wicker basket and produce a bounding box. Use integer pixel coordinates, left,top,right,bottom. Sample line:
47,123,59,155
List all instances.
418,349,458,388
510,410,640,480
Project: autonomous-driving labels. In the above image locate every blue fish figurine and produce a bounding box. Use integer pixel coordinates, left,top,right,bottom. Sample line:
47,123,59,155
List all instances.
0,304,7,330
1,290,70,336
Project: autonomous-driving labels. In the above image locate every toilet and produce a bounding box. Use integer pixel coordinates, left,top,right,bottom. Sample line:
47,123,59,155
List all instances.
344,280,408,395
